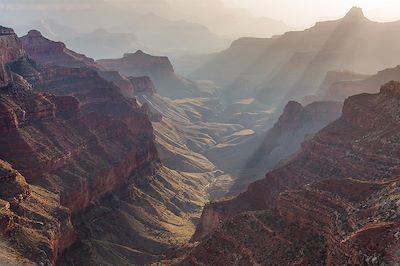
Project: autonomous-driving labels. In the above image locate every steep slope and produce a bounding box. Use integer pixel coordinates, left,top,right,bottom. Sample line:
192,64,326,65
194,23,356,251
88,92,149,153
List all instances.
193,7,400,108
20,30,135,98
134,78,342,200
203,100,342,196
134,84,241,200
0,36,156,264
186,81,400,265
248,101,343,170
0,26,25,87
0,25,209,265
0,158,75,266
98,50,218,99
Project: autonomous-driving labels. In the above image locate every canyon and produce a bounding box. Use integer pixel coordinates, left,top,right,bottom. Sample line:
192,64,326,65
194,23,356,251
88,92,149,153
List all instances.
184,81,400,265
0,25,348,265
1,5,400,266
0,26,209,265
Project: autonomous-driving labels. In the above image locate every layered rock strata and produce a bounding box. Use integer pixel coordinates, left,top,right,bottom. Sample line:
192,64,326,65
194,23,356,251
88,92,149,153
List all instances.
186,81,400,265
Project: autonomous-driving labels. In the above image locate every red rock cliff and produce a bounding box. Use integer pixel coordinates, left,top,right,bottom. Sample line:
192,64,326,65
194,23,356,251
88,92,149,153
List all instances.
0,26,25,87
0,27,160,265
186,81,400,265
21,30,135,98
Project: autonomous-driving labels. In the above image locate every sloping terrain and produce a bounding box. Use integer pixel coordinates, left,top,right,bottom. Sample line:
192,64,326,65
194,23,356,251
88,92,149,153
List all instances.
135,81,342,200
203,100,343,196
185,81,400,265
135,87,239,200
0,26,210,265
21,30,135,98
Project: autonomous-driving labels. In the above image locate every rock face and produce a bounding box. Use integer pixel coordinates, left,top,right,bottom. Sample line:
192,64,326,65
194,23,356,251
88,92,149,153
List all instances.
0,26,207,265
0,158,77,265
129,76,156,96
98,50,218,99
244,100,343,170
186,81,400,265
0,56,158,256
202,100,342,197
98,50,174,78
0,26,25,87
21,30,135,98
21,30,95,68
0,160,30,207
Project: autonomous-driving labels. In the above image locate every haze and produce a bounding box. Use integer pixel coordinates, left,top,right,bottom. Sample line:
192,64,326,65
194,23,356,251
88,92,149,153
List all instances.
2,0,400,265
1,0,400,58
3,0,400,29
107,0,400,28
225,0,400,27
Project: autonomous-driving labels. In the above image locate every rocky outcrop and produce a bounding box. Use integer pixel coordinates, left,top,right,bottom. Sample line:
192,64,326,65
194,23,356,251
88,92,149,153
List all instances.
9,57,141,119
129,76,156,96
186,81,400,264
203,100,342,196
52,95,80,117
2,60,158,210
97,70,134,98
21,30,135,98
0,160,30,207
0,26,25,87
98,50,218,99
0,157,77,265
98,50,175,79
249,100,342,167
21,30,93,68
0,25,209,266
0,26,166,265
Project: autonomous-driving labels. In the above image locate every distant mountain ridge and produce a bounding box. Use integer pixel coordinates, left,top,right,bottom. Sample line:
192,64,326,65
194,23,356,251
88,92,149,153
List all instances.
5,1,229,57
309,65,400,102
192,7,400,110
98,50,219,99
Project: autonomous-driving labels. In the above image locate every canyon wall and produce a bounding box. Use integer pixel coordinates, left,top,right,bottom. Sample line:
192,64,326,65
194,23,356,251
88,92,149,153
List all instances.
0,25,204,265
0,27,25,87
21,30,135,98
186,81,400,265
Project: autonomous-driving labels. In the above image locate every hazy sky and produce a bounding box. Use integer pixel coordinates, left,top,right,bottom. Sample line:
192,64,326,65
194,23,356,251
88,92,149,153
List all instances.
2,1,400,29
223,0,400,27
